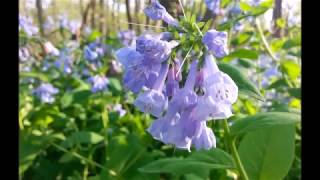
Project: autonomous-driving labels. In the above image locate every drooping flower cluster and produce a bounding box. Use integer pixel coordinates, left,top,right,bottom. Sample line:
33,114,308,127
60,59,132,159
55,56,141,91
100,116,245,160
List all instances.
118,30,136,47
115,0,238,151
88,75,109,93
33,83,59,104
205,0,222,15
19,16,39,36
144,0,179,27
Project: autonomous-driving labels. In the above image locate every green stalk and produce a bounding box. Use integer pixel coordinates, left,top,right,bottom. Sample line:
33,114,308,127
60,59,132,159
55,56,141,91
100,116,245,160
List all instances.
51,142,117,177
223,119,249,180
255,19,278,62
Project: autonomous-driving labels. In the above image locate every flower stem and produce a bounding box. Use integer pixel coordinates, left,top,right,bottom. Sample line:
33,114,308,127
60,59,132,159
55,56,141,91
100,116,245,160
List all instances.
255,19,279,62
223,119,249,180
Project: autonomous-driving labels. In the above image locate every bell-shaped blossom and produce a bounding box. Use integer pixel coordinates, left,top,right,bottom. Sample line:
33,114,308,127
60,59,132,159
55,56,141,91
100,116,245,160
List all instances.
44,41,60,56
205,0,221,14
88,75,109,93
148,60,207,151
19,16,39,36
55,50,73,74
165,66,180,97
118,30,136,47
134,63,169,117
19,47,30,62
33,83,59,104
202,29,229,58
192,122,216,150
84,46,99,62
144,0,179,27
113,104,127,117
136,34,179,63
195,54,238,120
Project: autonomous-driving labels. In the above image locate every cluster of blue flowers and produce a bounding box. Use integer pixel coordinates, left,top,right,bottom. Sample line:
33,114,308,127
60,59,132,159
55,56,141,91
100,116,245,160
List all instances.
33,83,59,104
116,0,238,151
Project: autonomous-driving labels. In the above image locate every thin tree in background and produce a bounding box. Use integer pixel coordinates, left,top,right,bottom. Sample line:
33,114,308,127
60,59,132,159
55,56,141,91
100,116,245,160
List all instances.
91,0,96,29
272,0,282,37
81,1,92,31
36,0,45,37
125,0,133,29
99,0,105,34
80,0,84,16
145,0,151,30
117,0,121,31
135,0,141,33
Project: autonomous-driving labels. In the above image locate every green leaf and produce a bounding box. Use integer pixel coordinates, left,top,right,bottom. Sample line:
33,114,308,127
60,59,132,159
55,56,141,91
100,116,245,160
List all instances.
61,131,104,148
60,93,73,108
230,112,300,136
139,149,235,178
288,88,301,99
108,77,122,93
218,63,263,101
281,60,301,80
223,49,259,62
239,125,296,180
20,71,49,82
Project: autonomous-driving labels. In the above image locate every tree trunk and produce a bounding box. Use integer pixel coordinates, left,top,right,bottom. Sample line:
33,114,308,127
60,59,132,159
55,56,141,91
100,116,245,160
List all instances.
272,0,282,37
125,0,133,29
80,0,84,16
36,0,45,37
117,0,121,31
81,1,92,31
91,0,96,29
111,0,116,33
135,0,141,33
99,0,105,34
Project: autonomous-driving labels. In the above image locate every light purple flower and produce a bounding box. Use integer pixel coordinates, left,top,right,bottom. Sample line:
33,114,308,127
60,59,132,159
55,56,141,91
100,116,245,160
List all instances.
136,34,178,63
55,50,73,74
19,47,30,62
144,0,179,27
134,63,169,117
148,60,206,151
202,29,229,58
33,83,59,104
194,54,238,120
19,16,39,36
44,42,60,56
192,122,216,150
118,30,136,47
84,46,99,61
165,66,180,97
205,0,221,14
113,104,126,117
88,75,109,93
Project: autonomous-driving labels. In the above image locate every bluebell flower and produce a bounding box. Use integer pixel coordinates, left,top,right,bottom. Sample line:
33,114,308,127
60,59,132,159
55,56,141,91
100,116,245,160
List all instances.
88,75,109,93
165,66,180,97
55,50,73,74
19,47,30,62
194,53,238,120
44,16,55,31
134,63,169,117
193,122,216,150
205,0,221,14
144,0,179,27
136,34,178,63
202,29,229,58
58,14,69,29
44,42,60,56
19,16,39,36
33,83,59,104
84,46,99,62
118,30,136,47
113,104,126,117
148,60,203,151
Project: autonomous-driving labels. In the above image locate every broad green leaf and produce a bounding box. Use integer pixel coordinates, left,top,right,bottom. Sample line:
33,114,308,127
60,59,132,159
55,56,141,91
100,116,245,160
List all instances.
288,88,301,99
61,131,104,148
20,71,49,81
139,149,235,178
218,63,263,101
108,77,122,93
239,125,296,180
223,49,259,62
230,112,300,136
281,60,301,80
60,93,73,108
